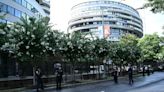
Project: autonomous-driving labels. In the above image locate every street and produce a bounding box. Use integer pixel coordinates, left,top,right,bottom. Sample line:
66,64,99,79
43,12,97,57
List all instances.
128,80,164,92
40,72,164,92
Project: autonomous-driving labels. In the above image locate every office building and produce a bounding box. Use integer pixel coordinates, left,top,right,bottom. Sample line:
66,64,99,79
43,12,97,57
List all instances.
68,0,143,41
0,0,50,23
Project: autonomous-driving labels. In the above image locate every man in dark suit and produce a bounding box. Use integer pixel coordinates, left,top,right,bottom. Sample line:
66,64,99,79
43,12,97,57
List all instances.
56,67,63,90
35,67,44,92
113,68,118,84
128,66,133,85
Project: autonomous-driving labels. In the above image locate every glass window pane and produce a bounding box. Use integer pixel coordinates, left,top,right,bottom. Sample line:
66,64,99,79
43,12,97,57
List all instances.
31,7,37,13
27,3,32,10
22,12,27,18
7,6,14,15
15,9,21,18
0,3,7,13
22,0,27,7
16,0,22,4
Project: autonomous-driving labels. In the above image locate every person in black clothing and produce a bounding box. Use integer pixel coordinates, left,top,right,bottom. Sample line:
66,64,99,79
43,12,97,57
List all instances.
142,66,145,76
113,68,118,84
56,67,63,90
128,66,133,85
35,67,44,92
147,66,150,76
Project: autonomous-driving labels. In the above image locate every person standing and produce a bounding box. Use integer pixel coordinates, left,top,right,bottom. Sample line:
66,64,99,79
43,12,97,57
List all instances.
56,66,63,90
142,66,145,76
113,68,118,84
147,66,150,76
35,67,44,92
128,66,133,85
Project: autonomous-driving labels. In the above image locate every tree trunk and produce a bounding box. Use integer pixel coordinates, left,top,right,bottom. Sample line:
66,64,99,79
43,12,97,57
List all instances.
72,62,76,82
80,63,83,80
33,67,36,86
64,61,67,83
92,62,95,79
86,61,89,79
103,61,106,79
15,62,19,77
98,63,101,79
119,65,122,76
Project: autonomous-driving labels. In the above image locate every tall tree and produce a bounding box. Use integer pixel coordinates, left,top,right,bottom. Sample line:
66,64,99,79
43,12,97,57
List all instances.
0,16,11,77
1,17,54,84
110,34,140,66
2,17,52,64
119,34,141,65
59,32,89,81
138,33,161,65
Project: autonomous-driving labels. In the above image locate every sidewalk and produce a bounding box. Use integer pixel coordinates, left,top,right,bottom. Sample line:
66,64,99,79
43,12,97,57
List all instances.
1,72,164,92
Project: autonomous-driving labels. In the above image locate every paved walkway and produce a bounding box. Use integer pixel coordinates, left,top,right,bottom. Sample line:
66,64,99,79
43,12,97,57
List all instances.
1,72,164,92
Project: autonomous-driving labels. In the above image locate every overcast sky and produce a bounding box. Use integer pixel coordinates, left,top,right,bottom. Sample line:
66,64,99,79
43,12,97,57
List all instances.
50,0,164,36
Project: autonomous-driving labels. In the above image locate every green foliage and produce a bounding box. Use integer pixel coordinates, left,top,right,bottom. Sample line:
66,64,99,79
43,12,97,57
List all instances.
1,16,162,68
1,17,55,65
143,0,164,13
0,23,8,48
0,15,8,49
110,34,140,66
59,32,90,63
92,38,111,63
157,36,164,61
138,33,161,63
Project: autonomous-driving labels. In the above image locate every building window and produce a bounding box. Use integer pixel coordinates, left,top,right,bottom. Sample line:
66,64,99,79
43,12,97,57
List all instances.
15,9,22,18
27,3,32,10
22,12,27,18
93,22,97,25
7,6,14,15
31,7,38,13
0,3,7,12
15,0,22,4
22,0,27,7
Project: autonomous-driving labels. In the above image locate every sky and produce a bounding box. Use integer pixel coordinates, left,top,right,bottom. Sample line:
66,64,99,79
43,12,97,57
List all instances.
50,0,164,36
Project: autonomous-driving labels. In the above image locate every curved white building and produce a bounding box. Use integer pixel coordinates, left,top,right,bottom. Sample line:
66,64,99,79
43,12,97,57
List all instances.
68,0,143,40
0,0,50,23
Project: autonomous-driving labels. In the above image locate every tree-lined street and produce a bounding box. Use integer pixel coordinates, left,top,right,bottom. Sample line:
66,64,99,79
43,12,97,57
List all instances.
0,0,164,91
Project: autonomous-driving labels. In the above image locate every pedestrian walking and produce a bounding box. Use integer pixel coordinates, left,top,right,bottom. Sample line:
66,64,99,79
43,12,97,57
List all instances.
113,68,118,84
35,67,44,92
56,67,63,90
128,66,133,85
